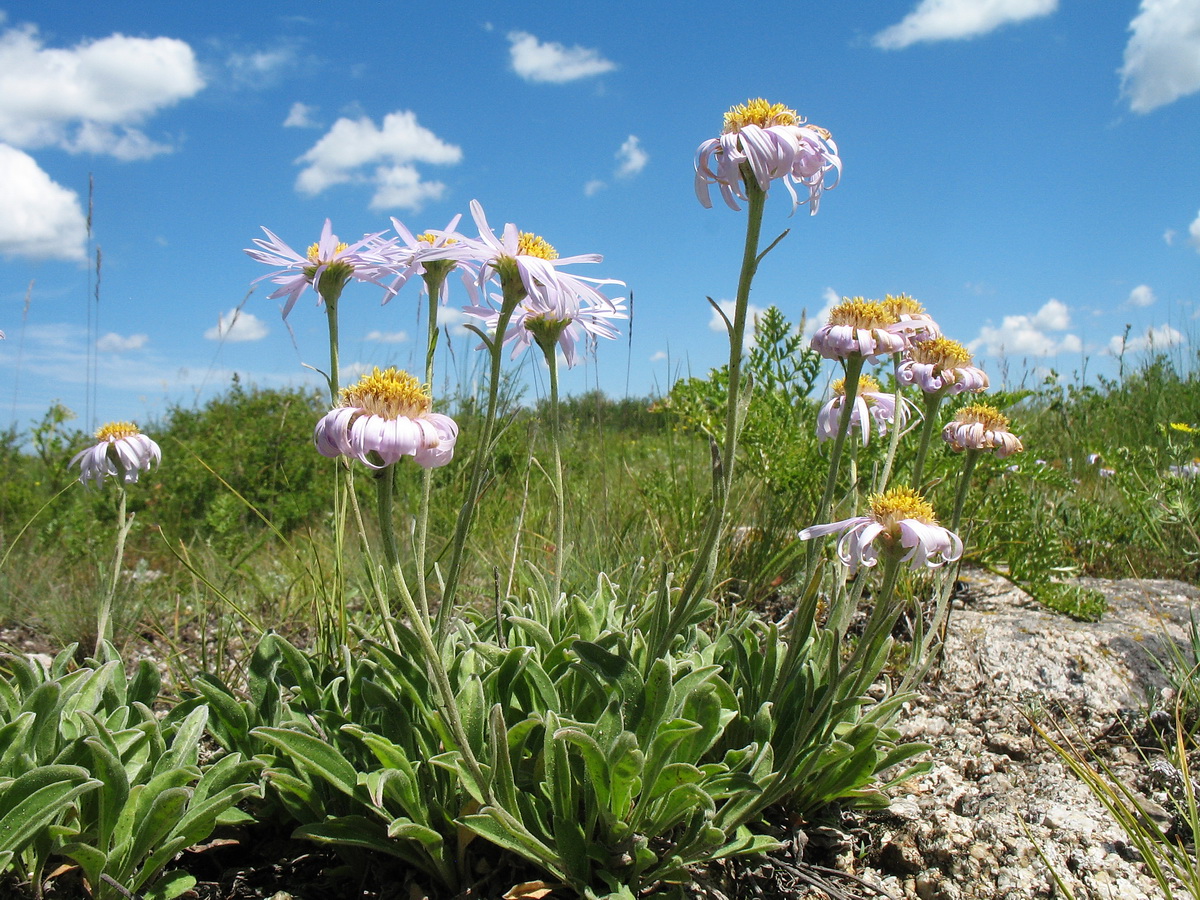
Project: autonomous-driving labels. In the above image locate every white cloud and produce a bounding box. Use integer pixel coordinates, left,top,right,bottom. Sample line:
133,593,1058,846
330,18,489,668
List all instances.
803,287,842,340
1165,227,1178,245
1108,323,1186,355
584,179,606,196
615,135,648,178
226,47,296,89
1190,208,1200,252
1128,284,1157,307
96,332,148,352
0,23,203,159
284,102,317,128
0,144,87,261
650,350,668,362
204,308,268,342
507,31,616,83
1120,0,1200,113
969,297,1082,357
709,299,765,349
295,111,462,211
436,305,469,336
365,329,408,344
873,0,1058,49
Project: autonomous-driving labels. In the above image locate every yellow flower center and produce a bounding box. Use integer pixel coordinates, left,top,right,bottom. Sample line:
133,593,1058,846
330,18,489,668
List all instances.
910,336,972,369
339,367,431,419
828,298,896,330
833,374,881,396
517,232,558,260
307,241,349,263
870,486,938,528
1169,422,1198,434
722,98,800,132
883,293,927,319
955,403,1010,431
95,421,140,441
417,232,455,246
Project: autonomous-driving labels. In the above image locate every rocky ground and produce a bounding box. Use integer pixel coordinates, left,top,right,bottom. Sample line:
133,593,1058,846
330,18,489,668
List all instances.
731,569,1200,900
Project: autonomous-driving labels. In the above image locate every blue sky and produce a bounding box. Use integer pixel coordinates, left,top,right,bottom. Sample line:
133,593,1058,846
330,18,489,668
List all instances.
1,0,1198,435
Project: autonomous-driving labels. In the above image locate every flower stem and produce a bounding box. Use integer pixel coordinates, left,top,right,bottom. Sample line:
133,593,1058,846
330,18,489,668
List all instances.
413,269,450,623
661,173,766,660
877,354,907,491
910,391,946,490
438,279,523,637
96,485,132,656
950,449,980,536
538,338,566,601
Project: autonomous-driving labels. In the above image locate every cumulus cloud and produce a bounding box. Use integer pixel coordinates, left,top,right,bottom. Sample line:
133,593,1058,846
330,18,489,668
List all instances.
0,22,204,159
1109,323,1186,355
873,0,1058,49
507,31,616,83
615,135,648,178
0,144,87,261
709,299,765,349
284,102,317,128
802,287,842,340
205,309,268,342
225,46,296,89
650,350,668,362
436,305,469,336
364,329,408,344
1120,0,1200,113
96,332,148,352
969,298,1082,357
583,179,606,196
295,111,462,211
1191,209,1200,252
1128,284,1157,307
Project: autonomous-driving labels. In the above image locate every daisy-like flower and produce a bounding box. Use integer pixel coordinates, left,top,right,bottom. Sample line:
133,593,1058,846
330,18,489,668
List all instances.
898,337,989,395
427,201,623,316
383,214,468,301
816,373,910,445
799,486,963,574
464,290,628,369
942,404,1024,458
70,422,161,488
246,219,400,318
810,297,909,361
882,294,940,343
695,98,841,214
314,367,458,469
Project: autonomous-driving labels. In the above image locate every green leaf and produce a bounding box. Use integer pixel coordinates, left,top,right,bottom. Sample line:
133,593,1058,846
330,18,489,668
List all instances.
0,768,100,855
141,868,197,900
251,727,360,800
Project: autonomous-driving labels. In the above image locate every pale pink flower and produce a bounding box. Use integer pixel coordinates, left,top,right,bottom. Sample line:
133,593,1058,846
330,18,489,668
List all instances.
816,374,910,445
315,367,458,469
810,297,908,361
71,422,161,488
898,337,989,395
463,291,628,368
246,219,400,318
695,99,840,214
942,404,1023,458
800,487,962,574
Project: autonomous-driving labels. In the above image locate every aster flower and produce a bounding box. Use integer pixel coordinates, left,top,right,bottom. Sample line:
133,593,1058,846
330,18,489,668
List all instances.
426,201,623,315
464,290,628,368
898,337,989,395
315,367,458,469
810,297,909,361
71,422,161,488
799,486,962,574
942,404,1024,458
246,219,400,318
695,98,841,214
816,374,911,446
882,294,940,343
383,214,467,301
